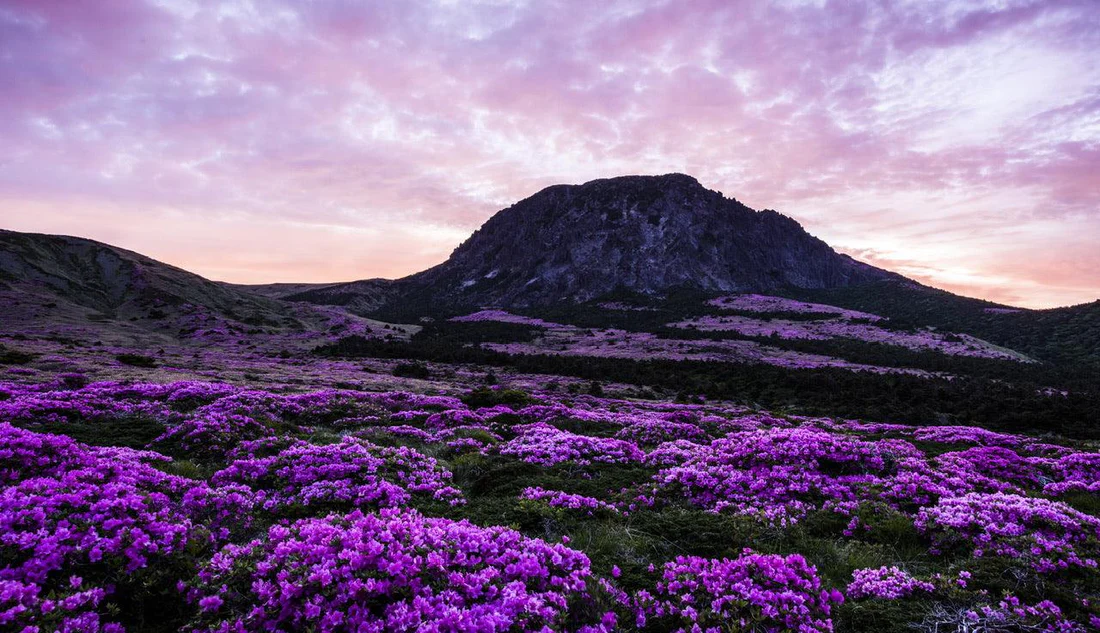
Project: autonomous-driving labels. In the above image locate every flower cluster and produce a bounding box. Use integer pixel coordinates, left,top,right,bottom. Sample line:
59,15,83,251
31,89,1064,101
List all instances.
634,550,842,632
933,446,1049,493
918,595,1087,633
520,486,621,517
912,425,1024,447
614,419,707,446
647,428,901,523
708,294,882,320
152,411,277,458
211,436,465,512
672,313,1022,360
915,492,1100,573
846,566,935,600
186,508,614,632
1,577,123,633
1046,452,1100,496
0,424,201,632
1,421,90,482
643,439,707,467
500,424,644,467
0,383,175,427
1,474,194,581
424,407,486,430
450,309,559,328
451,308,935,373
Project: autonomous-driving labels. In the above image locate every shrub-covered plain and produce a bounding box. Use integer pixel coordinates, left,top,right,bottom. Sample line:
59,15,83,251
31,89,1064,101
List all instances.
1,379,1098,631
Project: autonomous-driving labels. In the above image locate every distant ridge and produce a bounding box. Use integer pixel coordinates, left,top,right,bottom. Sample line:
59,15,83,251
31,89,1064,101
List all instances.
0,229,307,339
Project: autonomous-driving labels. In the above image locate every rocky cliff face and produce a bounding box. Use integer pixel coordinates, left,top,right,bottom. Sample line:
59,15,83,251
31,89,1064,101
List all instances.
402,173,895,308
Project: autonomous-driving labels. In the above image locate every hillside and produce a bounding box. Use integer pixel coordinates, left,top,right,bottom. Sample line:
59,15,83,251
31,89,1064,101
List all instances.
0,229,388,348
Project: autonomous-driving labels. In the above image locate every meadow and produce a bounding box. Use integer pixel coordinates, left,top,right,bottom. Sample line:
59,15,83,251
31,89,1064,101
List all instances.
2,375,1098,632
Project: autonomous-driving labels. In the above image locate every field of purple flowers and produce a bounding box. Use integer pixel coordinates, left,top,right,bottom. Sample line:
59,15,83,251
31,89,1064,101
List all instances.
2,377,1099,632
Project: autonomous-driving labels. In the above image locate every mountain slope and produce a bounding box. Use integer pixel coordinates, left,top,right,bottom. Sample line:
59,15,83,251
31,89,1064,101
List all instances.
396,174,897,310
230,279,397,315
0,229,289,318
0,229,330,345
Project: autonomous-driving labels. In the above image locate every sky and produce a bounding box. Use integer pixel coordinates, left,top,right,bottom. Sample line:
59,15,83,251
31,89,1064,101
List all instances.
1,0,1098,309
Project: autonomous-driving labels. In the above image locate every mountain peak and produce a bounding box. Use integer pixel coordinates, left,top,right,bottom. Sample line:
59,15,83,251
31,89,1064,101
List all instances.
403,173,895,309
579,172,702,188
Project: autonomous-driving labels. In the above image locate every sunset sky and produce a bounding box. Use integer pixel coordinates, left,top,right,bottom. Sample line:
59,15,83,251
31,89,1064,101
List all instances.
1,0,1098,308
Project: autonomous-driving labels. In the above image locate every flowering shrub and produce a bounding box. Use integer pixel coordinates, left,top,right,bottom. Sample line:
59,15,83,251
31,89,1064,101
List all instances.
164,381,240,410
705,428,901,472
615,419,707,446
707,294,882,320
186,508,615,632
188,390,296,423
152,411,277,459
933,446,1049,493
643,439,707,466
647,428,897,523
915,492,1100,573
211,437,464,512
0,475,195,579
223,435,299,461
363,390,465,413
916,595,1087,633
424,407,485,431
653,461,873,525
443,435,493,455
912,425,1024,447
0,384,174,427
1,422,89,482
0,468,199,632
0,577,123,633
1046,452,1100,496
876,458,976,509
520,486,621,517
181,483,258,543
846,566,934,600
500,424,644,466
634,550,842,632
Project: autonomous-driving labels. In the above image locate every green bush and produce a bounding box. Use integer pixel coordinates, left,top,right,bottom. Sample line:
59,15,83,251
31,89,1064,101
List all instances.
460,387,537,409
115,353,158,368
0,344,36,365
392,362,431,379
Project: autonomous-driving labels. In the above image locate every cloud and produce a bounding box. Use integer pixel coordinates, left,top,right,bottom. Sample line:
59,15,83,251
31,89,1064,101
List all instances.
0,0,1097,307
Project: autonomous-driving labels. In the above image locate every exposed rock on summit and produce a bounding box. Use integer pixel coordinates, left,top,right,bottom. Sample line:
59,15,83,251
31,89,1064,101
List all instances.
402,173,896,308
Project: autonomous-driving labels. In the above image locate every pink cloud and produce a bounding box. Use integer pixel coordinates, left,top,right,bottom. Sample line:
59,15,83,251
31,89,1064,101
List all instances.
0,0,1097,308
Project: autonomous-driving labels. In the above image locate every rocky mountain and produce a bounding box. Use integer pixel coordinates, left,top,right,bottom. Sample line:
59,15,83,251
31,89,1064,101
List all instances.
385,173,898,312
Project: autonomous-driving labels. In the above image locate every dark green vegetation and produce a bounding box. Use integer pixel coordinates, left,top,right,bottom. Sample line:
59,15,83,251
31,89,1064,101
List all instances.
0,343,36,365
327,285,1100,441
391,361,432,379
317,323,1100,440
115,352,159,368
786,281,1100,368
